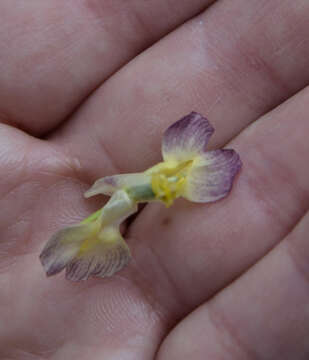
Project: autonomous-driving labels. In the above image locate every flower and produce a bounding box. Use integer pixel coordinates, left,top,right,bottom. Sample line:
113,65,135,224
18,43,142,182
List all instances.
86,112,242,206
40,112,241,281
40,190,136,281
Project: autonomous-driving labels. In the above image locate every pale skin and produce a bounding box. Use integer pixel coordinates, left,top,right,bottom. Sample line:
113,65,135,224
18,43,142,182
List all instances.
1,0,309,359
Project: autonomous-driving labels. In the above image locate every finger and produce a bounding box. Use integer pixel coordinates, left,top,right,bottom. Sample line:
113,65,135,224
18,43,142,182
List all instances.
52,0,309,180
0,0,211,135
157,211,309,360
127,85,309,318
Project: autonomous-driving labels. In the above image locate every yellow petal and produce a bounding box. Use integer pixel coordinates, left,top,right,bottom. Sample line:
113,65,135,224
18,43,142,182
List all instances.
146,160,192,206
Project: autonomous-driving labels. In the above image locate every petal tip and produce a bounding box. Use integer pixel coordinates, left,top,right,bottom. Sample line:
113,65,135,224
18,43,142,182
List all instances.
39,225,89,278
185,148,242,203
162,112,215,161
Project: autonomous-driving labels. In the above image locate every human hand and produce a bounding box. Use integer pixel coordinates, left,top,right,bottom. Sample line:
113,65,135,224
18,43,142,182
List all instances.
0,1,308,359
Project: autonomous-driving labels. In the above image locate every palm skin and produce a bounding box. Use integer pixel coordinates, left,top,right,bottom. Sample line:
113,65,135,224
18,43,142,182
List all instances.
1,1,309,359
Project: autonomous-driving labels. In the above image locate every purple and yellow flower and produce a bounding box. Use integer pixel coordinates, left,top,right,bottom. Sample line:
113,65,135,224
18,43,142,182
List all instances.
40,112,242,281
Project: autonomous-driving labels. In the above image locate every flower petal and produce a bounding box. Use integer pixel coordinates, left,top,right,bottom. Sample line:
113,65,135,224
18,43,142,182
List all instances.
65,227,131,281
84,173,151,198
184,149,242,202
39,224,93,276
162,112,214,162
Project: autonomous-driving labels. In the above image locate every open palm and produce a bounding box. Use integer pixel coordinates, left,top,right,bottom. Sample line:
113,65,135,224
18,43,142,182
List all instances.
1,1,309,359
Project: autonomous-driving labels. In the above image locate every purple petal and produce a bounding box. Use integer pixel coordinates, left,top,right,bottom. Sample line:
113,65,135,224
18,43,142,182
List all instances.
39,224,91,277
184,149,242,203
65,237,131,281
162,112,214,162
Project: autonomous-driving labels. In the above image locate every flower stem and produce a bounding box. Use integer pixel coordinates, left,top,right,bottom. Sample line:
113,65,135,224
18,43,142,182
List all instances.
81,208,102,224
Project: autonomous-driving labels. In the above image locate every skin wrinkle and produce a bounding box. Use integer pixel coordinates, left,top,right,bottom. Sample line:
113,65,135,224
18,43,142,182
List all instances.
198,1,309,120
0,150,29,198
242,152,303,234
0,254,19,274
4,282,75,356
117,240,189,348
0,109,21,132
124,255,177,326
236,43,291,98
83,0,213,49
213,2,291,93
203,24,283,92
0,337,52,359
1,206,36,257
248,116,308,229
84,0,157,43
240,119,309,219
0,346,55,360
0,127,82,201
74,281,166,358
125,2,163,43
207,304,260,360
286,211,309,285
45,142,96,191
1,175,87,259
0,140,39,258
147,240,191,315
198,40,286,128
231,109,309,232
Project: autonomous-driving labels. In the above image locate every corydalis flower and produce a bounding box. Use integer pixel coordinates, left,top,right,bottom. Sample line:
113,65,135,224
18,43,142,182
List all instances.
40,112,241,281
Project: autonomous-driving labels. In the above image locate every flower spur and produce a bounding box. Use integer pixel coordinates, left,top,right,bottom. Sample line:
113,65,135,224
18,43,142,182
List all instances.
40,112,242,281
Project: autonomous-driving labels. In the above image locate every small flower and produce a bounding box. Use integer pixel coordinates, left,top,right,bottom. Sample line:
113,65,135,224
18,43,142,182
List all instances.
87,112,242,206
40,112,241,281
40,190,136,281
